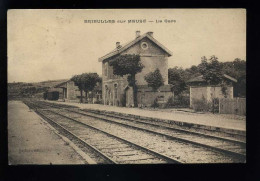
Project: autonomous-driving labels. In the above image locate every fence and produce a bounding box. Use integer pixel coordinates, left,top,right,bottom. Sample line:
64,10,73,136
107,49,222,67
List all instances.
219,98,246,116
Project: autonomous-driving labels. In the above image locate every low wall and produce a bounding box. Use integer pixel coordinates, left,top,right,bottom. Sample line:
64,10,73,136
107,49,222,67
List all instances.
137,91,173,107
219,98,246,116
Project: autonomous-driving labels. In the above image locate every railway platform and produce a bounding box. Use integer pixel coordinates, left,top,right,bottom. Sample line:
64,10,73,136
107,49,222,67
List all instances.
45,100,246,133
8,101,89,164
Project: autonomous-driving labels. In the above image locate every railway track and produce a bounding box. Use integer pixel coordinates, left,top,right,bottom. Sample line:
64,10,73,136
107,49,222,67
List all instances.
27,100,246,141
65,109,246,157
23,100,246,163
24,100,182,164
86,109,246,142
29,100,246,154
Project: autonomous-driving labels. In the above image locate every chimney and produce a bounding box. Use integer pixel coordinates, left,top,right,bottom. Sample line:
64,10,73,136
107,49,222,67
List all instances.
136,30,141,38
147,31,153,37
116,42,121,49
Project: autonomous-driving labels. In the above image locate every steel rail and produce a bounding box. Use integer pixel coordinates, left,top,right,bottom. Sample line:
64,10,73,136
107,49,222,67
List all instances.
86,109,246,141
36,100,246,141
35,109,118,164
85,109,246,146
44,109,183,164
25,101,246,162
62,108,246,162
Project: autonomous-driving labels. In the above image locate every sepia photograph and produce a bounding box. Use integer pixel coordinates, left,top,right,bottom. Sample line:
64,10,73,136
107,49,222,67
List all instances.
7,9,246,165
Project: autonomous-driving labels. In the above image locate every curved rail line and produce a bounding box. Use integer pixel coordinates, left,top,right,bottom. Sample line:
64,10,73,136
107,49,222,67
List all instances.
26,101,182,164
36,110,116,164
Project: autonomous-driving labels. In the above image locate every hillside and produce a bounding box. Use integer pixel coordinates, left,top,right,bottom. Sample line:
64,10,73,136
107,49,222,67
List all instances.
8,79,68,99
33,79,68,87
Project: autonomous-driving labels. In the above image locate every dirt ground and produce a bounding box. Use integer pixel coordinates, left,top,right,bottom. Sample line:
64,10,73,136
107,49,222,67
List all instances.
8,101,85,165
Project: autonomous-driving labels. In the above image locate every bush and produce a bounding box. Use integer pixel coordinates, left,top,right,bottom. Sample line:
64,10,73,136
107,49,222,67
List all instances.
166,96,174,106
211,98,219,113
151,98,159,108
192,96,210,112
166,95,190,108
95,100,103,104
192,96,219,113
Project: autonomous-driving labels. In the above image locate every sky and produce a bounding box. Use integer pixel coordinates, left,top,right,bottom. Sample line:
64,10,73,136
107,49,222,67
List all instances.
8,9,246,83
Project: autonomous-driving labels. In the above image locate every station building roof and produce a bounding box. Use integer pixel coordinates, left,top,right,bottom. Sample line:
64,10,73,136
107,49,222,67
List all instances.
98,31,173,62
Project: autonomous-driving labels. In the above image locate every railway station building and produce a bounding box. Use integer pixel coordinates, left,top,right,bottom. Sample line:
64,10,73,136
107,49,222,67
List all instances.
99,31,174,107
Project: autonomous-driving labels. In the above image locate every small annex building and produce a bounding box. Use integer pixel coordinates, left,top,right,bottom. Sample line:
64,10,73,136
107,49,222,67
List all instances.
54,80,83,102
99,31,173,107
187,74,237,107
44,87,63,100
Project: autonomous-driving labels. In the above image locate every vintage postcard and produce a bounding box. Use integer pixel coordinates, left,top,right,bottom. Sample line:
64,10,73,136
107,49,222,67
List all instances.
8,9,246,164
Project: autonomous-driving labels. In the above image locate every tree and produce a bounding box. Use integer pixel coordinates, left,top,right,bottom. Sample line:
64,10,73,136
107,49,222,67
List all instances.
235,74,246,97
71,74,84,103
222,58,246,97
198,55,223,85
166,56,245,98
184,65,200,80
20,86,37,97
168,65,201,95
81,73,101,102
168,67,187,95
145,69,164,109
145,68,164,91
109,54,144,107
71,73,101,103
196,56,247,98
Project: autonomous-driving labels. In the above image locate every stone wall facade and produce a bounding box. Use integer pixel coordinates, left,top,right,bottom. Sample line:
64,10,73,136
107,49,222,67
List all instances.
103,78,128,106
66,81,77,100
102,36,171,107
122,37,169,85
